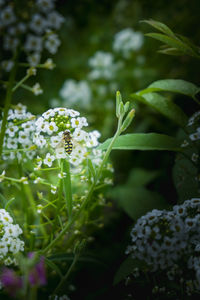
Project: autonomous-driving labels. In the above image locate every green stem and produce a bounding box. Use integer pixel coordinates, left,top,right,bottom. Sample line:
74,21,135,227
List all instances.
41,117,123,254
29,286,37,300
0,51,18,158
61,159,72,220
53,254,78,295
12,73,30,92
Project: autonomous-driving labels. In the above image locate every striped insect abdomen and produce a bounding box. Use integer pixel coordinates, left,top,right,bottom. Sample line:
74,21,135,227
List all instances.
64,140,73,155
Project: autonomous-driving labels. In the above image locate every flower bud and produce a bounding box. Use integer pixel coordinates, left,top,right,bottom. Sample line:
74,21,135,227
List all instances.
116,91,122,118
121,109,135,132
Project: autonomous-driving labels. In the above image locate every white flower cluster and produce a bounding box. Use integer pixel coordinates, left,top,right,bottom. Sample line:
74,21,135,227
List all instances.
113,28,144,58
1,103,36,162
126,198,200,293
188,110,200,141
59,79,92,108
34,107,101,167
0,0,64,70
88,51,122,80
0,208,24,265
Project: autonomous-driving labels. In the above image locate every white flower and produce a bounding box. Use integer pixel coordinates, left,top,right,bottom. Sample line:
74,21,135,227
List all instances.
60,80,91,108
18,131,30,145
45,121,58,135
34,134,46,148
88,51,119,80
190,131,200,141
73,128,88,142
20,177,28,184
0,170,6,183
6,125,18,137
34,177,41,184
25,35,43,52
36,0,55,12
6,137,18,149
45,33,61,54
43,58,55,69
29,13,47,34
58,172,66,179
55,147,67,159
27,52,41,67
47,11,64,29
71,117,88,129
113,28,144,58
50,185,57,194
1,60,14,72
32,83,43,95
43,152,55,167
50,135,61,148
0,6,16,26
3,36,19,51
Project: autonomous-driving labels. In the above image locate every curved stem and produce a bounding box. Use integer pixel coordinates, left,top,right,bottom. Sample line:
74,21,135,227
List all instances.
53,253,78,295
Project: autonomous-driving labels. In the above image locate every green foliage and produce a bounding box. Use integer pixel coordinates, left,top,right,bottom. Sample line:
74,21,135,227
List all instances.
109,168,169,220
98,133,181,151
131,92,188,127
113,255,147,285
143,19,200,59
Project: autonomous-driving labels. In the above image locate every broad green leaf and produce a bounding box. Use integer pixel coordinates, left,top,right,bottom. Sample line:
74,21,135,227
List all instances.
114,256,147,285
98,133,181,152
110,186,168,220
173,152,199,203
145,33,195,56
142,19,176,38
131,92,188,127
147,79,199,98
127,168,160,187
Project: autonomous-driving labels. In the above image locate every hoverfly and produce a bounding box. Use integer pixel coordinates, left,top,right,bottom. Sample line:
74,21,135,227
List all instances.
63,130,73,155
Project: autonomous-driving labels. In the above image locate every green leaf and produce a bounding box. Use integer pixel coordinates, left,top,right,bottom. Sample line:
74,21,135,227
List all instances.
145,33,195,56
158,47,185,56
87,158,96,180
110,186,168,220
127,168,160,187
131,92,188,127
45,257,63,279
5,197,15,210
146,79,199,98
173,152,199,203
98,133,181,152
114,256,147,285
142,19,176,38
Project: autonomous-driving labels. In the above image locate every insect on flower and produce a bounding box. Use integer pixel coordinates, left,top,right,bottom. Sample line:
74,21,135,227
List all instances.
62,130,73,155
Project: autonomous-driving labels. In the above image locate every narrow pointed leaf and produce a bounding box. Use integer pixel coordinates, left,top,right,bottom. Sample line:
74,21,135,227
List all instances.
142,19,176,38
145,33,195,56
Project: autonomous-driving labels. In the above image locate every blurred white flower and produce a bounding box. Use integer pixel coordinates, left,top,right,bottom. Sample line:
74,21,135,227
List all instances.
60,80,91,108
113,28,144,58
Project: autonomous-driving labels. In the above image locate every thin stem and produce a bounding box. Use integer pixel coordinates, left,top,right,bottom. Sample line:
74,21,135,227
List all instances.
12,73,30,92
61,159,72,220
0,51,18,158
53,254,78,295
